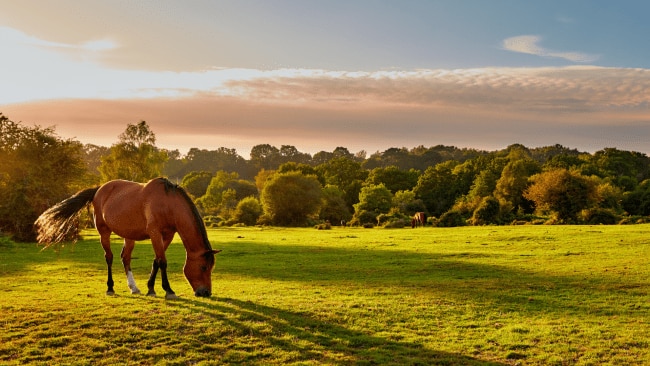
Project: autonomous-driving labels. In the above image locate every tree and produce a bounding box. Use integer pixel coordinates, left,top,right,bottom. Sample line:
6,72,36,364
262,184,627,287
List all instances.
414,160,461,217
352,184,393,224
197,171,257,217
261,171,322,226
174,147,253,180
277,162,322,183
319,185,351,224
622,179,650,216
392,190,426,216
316,157,368,209
181,171,213,199
365,166,420,193
99,121,167,182
254,169,275,193
469,196,501,226
524,169,599,222
82,144,109,177
0,114,87,241
494,158,540,214
279,145,311,165
232,196,263,226
250,144,280,170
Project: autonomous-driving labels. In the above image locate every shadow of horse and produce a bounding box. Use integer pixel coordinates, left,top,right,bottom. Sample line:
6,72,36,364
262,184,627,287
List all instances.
162,296,507,365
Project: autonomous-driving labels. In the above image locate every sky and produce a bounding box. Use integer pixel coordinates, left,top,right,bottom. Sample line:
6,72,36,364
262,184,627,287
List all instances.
1,0,649,157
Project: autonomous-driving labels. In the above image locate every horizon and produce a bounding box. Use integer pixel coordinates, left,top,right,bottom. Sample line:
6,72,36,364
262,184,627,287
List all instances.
1,1,649,156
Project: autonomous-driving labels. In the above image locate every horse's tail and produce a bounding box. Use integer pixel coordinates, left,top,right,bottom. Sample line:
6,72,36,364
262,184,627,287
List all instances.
35,186,100,246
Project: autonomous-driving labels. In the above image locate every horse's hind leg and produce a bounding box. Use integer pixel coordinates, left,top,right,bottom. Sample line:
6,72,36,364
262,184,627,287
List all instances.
99,230,115,295
121,239,141,295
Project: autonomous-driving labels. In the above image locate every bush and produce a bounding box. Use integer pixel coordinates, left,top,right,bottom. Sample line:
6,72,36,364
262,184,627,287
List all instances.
232,196,263,226
377,212,408,226
580,208,619,225
437,210,466,227
203,215,223,228
468,196,501,226
349,210,377,226
619,216,650,225
383,219,406,228
314,222,332,230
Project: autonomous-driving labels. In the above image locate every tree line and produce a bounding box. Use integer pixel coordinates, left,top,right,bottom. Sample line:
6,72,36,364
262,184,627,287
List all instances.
2,113,650,241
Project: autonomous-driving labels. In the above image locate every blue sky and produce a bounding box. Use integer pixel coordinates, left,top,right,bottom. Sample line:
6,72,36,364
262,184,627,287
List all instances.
1,0,649,155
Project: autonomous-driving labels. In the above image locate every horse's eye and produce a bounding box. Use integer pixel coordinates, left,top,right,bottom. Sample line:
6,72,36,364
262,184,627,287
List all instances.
200,266,208,272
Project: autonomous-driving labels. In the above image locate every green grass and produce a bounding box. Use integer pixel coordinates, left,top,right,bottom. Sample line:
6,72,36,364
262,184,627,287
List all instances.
1,225,649,365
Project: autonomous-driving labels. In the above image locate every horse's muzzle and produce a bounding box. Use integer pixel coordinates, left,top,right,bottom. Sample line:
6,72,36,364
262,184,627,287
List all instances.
195,287,211,297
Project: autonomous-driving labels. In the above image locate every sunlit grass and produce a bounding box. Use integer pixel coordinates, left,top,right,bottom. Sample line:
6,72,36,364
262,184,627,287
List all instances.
1,225,649,364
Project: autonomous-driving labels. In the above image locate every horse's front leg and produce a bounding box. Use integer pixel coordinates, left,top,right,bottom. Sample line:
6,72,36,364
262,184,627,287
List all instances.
121,239,141,294
147,232,177,299
146,258,159,297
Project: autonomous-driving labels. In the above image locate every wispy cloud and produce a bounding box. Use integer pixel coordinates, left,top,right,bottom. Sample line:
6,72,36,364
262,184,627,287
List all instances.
223,66,650,113
0,26,118,53
502,35,599,63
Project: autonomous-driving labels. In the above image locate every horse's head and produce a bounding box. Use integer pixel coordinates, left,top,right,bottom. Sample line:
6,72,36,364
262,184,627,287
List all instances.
184,249,221,297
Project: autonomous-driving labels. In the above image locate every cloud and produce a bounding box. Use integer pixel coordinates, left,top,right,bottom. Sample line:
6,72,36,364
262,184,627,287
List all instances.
502,35,599,63
4,65,650,156
223,66,650,114
0,26,118,53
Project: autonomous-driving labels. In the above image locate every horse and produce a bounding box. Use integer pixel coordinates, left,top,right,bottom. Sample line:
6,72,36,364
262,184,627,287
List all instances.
411,212,426,228
35,177,221,299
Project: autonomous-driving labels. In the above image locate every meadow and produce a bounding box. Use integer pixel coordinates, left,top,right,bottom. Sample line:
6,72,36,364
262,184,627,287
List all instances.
1,225,649,365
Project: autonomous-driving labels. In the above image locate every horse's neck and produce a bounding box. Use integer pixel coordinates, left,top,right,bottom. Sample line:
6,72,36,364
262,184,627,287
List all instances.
173,201,208,253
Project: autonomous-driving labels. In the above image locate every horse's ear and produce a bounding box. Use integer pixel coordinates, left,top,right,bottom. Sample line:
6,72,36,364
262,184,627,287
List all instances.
211,249,222,254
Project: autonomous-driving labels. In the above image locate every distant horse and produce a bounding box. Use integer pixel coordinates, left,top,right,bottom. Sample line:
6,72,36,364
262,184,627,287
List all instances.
411,212,426,228
35,178,221,299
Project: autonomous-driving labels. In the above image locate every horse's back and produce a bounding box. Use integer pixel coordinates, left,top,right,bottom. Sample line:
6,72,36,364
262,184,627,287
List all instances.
93,180,152,240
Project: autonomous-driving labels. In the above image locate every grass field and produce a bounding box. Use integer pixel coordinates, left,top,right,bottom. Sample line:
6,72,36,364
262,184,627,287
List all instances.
1,225,649,365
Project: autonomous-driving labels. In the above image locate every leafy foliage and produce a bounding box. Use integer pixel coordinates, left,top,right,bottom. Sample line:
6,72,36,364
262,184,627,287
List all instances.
260,171,323,226
0,114,88,240
352,184,393,224
232,196,263,226
524,169,599,223
319,185,352,224
99,121,167,182
180,171,213,199
4,112,650,230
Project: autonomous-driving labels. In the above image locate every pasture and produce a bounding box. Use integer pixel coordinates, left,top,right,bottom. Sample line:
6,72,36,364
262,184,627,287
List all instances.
1,225,649,365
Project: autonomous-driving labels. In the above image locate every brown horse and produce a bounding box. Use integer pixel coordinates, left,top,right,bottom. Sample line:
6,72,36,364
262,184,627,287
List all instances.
411,212,426,228
35,178,220,299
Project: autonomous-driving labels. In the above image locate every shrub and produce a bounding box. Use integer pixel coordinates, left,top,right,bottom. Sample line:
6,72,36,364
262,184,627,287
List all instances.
314,222,332,230
377,212,408,226
383,219,406,228
203,216,223,228
580,208,619,225
232,196,263,226
437,210,466,227
468,196,501,226
349,210,377,226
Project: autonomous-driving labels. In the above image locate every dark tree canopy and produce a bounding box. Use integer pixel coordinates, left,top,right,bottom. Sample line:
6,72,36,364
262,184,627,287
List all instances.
0,114,87,240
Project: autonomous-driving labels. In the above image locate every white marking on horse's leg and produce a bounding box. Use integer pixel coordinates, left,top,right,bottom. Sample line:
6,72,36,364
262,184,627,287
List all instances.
126,271,141,294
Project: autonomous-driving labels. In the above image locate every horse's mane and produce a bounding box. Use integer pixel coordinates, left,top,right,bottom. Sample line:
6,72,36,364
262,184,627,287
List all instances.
157,177,213,251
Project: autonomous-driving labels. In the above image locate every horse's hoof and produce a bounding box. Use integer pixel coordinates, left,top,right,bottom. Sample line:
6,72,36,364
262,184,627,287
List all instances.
131,289,141,295
147,291,156,297
165,293,179,300
106,291,115,296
